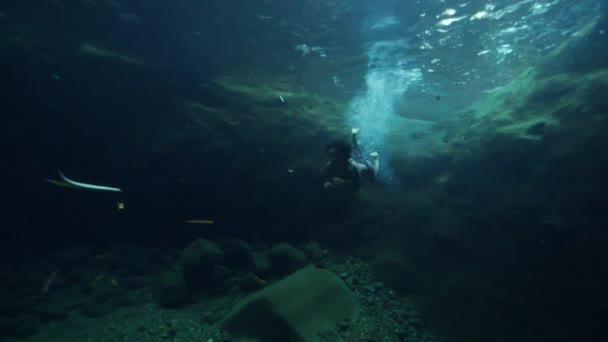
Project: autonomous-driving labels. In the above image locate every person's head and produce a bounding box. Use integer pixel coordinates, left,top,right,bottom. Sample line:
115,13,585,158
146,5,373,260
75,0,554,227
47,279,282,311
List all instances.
326,139,351,162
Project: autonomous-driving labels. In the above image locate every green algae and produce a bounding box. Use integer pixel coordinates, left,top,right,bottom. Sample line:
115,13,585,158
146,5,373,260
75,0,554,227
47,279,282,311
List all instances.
78,43,144,66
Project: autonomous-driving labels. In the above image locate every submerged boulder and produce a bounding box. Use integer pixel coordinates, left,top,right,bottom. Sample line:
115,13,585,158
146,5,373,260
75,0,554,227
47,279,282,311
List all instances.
215,239,255,269
181,239,224,271
222,266,359,342
267,243,308,275
182,239,236,293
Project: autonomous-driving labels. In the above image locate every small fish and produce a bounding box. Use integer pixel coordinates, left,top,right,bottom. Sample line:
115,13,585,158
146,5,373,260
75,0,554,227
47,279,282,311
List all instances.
110,278,119,286
42,270,59,294
184,219,214,224
279,95,285,103
116,201,125,210
435,95,441,101
58,170,122,192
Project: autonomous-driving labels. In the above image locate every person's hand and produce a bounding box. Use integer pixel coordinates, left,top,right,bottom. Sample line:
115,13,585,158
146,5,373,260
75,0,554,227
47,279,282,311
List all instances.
323,181,335,189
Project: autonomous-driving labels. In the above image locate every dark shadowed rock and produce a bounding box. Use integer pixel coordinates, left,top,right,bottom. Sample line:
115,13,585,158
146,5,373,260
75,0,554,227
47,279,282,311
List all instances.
215,239,255,269
181,239,227,292
155,270,189,308
181,239,225,271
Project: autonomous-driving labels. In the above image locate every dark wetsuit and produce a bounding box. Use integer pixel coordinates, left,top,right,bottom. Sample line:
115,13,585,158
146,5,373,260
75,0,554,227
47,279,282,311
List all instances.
324,160,361,192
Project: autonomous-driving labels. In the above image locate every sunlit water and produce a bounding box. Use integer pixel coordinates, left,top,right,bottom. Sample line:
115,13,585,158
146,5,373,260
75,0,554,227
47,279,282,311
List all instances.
347,3,424,181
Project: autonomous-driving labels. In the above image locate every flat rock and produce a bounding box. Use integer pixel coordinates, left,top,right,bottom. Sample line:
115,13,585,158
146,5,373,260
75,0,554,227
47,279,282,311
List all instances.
222,266,359,342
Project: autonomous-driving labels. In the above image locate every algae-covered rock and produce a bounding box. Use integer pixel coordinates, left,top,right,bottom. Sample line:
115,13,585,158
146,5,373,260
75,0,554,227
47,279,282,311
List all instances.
268,243,308,275
155,270,189,308
222,266,359,342
181,239,224,270
181,239,227,291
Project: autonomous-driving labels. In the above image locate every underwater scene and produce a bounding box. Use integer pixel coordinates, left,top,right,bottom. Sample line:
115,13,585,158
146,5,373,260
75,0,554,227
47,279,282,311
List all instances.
1,0,607,341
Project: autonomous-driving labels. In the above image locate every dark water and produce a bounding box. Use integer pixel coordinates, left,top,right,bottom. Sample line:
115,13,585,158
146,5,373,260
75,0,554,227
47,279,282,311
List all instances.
1,1,607,341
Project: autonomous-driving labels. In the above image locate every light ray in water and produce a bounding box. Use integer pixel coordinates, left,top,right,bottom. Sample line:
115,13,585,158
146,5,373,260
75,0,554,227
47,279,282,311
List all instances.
346,3,423,181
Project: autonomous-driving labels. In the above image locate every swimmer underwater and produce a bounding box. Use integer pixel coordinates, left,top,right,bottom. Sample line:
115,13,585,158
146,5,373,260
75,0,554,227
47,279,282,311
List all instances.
323,128,380,192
